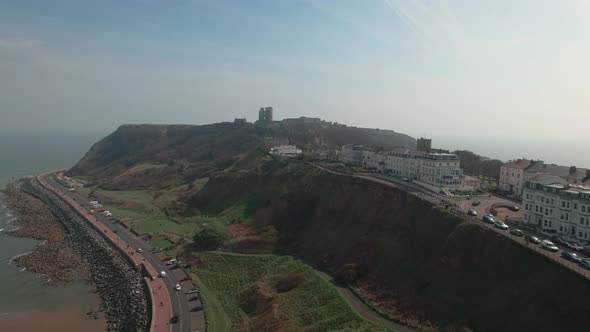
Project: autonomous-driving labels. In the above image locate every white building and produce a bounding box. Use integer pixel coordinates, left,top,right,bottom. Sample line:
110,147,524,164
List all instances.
341,145,464,191
522,174,590,241
499,160,540,198
270,145,302,158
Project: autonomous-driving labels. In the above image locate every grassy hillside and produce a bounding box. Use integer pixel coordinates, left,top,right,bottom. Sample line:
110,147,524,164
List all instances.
66,121,415,190
179,251,391,332
186,163,590,332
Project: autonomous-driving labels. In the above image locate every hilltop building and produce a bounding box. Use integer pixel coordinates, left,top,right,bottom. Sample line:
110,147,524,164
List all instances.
341,143,464,192
417,138,432,152
500,160,590,199
234,118,247,125
270,145,302,158
522,175,590,241
258,107,273,123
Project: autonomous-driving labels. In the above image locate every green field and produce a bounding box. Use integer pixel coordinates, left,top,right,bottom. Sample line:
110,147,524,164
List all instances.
76,184,247,244
181,252,391,332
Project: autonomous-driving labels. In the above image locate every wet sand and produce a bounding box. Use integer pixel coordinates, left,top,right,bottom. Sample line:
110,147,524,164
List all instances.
0,309,106,332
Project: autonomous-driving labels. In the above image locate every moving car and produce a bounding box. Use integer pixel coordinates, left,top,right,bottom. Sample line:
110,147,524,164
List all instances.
170,316,179,324
508,205,520,211
468,209,478,216
159,271,167,278
482,215,495,224
561,251,582,263
510,229,524,237
494,221,509,230
579,259,590,270
137,248,143,253
541,240,559,252
525,234,541,244
471,201,480,206
175,284,182,291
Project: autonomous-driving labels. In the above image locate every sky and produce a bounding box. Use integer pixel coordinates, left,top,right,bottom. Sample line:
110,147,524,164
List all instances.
1,0,589,164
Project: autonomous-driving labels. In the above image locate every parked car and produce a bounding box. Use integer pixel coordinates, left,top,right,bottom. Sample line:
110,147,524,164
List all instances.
188,296,199,302
482,215,495,224
180,276,190,282
175,284,182,291
508,206,520,212
541,240,559,252
550,235,566,245
472,201,480,206
494,221,509,230
169,264,180,270
525,235,541,244
565,241,584,251
468,209,478,216
579,259,590,270
190,306,204,312
561,251,582,263
510,229,524,237
185,289,198,295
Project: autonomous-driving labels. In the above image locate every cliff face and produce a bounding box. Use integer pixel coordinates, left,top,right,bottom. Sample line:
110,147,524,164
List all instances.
189,164,590,332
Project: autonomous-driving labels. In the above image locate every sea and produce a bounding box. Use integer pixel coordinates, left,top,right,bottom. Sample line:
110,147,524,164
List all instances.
0,132,104,314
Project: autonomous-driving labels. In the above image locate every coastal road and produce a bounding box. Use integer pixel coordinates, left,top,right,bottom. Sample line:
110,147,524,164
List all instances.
39,173,200,332
45,174,206,332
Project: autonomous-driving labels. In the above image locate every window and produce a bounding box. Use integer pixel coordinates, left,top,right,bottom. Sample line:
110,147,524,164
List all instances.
583,206,587,213
580,231,583,238
561,201,565,208
574,203,578,209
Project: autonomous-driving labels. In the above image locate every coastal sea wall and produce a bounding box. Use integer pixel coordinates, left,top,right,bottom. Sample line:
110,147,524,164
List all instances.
22,179,149,332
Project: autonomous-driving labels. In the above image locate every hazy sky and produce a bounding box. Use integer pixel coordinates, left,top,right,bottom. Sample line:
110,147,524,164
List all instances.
1,1,589,154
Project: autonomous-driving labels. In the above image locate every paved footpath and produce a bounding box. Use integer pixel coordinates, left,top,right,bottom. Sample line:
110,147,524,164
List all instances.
37,172,172,332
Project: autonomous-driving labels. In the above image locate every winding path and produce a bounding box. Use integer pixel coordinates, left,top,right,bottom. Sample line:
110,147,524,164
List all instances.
205,251,415,332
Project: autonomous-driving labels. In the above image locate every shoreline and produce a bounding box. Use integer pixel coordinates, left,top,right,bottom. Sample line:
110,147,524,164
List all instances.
2,182,92,283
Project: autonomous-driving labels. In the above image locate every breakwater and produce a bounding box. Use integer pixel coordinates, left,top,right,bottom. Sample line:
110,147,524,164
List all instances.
22,179,149,332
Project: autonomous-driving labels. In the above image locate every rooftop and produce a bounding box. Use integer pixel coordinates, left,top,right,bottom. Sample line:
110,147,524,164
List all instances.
503,159,533,169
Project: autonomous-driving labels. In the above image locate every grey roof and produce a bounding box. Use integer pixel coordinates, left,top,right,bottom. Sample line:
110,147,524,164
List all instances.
528,174,568,185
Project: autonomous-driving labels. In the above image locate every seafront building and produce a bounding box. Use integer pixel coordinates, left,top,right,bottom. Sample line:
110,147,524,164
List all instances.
500,160,590,199
522,174,590,241
341,144,464,191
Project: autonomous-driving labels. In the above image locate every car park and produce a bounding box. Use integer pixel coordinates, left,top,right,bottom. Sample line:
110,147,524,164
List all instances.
468,209,477,216
510,229,524,237
541,240,559,252
561,251,582,263
494,221,509,230
579,259,590,270
525,235,541,244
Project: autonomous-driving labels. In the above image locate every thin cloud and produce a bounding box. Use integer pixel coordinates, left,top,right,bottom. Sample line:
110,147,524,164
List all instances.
0,37,43,50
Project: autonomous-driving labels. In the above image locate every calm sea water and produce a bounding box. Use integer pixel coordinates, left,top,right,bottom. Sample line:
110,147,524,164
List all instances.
0,132,103,312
